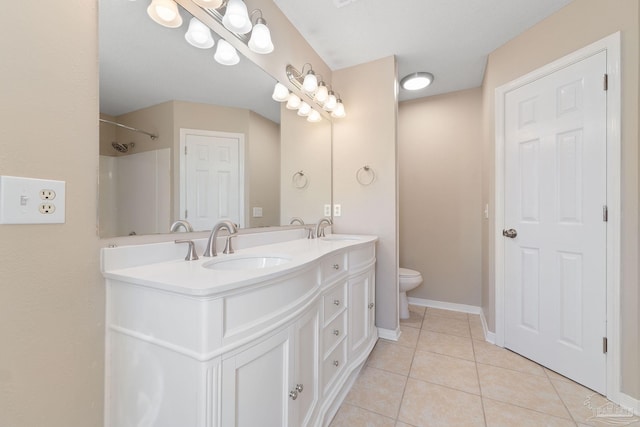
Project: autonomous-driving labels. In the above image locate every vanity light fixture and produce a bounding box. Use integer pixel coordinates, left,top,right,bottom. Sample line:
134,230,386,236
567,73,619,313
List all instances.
192,0,224,8
185,17,215,48
248,10,274,54
286,94,302,110
400,72,434,91
323,90,337,111
331,97,346,118
214,39,240,65
302,70,318,94
314,81,329,104
222,0,252,34
147,0,183,28
272,82,290,102
297,102,312,117
307,109,322,123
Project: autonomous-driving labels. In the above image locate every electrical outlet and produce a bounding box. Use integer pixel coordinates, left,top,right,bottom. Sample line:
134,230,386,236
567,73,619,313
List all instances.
40,189,56,200
0,176,65,224
324,204,331,216
39,203,56,214
333,204,342,217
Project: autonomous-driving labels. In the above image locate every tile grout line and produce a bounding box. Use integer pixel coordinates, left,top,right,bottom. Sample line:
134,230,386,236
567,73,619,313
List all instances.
546,369,581,426
470,317,489,427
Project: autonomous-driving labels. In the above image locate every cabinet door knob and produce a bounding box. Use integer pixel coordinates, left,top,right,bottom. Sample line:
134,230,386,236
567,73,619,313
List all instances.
333,264,340,270
333,299,340,306
296,384,304,393
333,360,340,367
289,390,298,400
368,302,375,309
333,329,340,336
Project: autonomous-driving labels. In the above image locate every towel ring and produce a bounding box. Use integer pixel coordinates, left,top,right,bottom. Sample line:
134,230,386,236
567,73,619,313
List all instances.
292,170,309,189
356,165,376,186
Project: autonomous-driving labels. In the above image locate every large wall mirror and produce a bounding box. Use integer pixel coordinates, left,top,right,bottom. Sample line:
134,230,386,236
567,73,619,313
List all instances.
99,0,331,238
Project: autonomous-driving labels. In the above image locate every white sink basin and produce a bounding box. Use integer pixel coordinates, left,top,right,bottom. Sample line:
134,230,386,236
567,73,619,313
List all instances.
203,255,291,271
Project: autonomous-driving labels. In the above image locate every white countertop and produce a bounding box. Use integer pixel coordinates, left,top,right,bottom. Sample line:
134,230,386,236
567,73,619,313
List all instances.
102,234,377,296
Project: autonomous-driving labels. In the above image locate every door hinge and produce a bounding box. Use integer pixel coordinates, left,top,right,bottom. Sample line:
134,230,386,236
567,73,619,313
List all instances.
184,146,188,155
603,73,608,91
603,205,608,222
184,209,188,219
603,337,608,353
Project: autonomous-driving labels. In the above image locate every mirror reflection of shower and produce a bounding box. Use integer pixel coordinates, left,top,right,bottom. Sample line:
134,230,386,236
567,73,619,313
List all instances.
111,141,135,153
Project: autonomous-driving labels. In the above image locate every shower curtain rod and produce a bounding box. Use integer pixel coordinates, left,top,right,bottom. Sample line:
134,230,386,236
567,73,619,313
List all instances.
99,118,158,140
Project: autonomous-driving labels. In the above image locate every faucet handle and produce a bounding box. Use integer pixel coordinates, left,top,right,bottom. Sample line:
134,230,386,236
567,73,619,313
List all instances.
175,240,199,261
307,226,315,239
223,235,236,254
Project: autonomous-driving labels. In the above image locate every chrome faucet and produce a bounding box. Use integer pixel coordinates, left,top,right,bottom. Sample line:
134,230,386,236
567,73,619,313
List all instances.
203,220,238,257
315,217,333,238
170,220,193,232
289,217,305,225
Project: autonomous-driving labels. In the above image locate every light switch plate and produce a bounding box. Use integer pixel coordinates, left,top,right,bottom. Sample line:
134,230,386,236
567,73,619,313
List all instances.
0,176,66,224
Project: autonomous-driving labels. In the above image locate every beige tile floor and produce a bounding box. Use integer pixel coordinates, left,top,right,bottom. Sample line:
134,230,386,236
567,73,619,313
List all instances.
329,305,640,427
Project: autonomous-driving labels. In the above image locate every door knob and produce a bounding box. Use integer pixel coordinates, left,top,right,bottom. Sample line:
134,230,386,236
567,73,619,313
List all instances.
502,228,518,238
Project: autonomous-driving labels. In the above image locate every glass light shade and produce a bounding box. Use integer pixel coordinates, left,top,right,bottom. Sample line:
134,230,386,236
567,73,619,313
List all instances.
302,71,318,93
314,83,328,103
214,39,240,65
192,0,224,8
248,20,274,54
222,0,252,34
272,83,290,102
331,101,346,118
307,109,322,123
286,94,302,110
400,72,434,90
323,91,337,111
297,102,311,117
147,0,183,28
185,18,214,49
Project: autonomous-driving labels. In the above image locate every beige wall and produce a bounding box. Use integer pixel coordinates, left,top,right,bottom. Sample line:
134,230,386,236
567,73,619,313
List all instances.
399,88,483,306
248,111,281,227
481,0,640,399
0,2,104,426
333,56,399,331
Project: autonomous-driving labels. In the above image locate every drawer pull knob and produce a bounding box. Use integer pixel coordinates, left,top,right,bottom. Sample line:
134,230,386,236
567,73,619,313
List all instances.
289,390,298,400
368,302,375,309
333,329,340,336
333,299,340,306
333,264,340,270
333,360,340,367
296,384,304,393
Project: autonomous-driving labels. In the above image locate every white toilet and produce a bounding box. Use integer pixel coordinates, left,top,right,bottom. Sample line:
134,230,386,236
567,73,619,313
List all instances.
399,268,423,319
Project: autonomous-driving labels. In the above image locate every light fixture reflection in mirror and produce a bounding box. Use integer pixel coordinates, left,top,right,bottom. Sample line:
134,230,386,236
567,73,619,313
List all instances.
147,0,183,28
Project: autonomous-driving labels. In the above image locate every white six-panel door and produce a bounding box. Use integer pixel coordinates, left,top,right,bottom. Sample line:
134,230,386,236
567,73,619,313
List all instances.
503,51,607,393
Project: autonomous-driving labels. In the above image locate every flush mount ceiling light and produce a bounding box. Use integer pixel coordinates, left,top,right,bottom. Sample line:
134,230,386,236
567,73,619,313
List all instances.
147,0,183,28
185,17,214,48
223,0,252,34
214,39,240,65
400,72,434,91
248,10,274,54
192,0,224,8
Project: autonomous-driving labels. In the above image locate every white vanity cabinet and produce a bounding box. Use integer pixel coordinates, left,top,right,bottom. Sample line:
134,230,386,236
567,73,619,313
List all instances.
220,305,319,427
103,235,377,427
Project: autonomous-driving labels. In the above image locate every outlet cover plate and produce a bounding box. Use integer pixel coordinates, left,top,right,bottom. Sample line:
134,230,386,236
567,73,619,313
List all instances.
0,176,66,224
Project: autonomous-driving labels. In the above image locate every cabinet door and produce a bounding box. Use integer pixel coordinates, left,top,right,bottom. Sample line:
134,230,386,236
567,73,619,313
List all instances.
221,329,292,427
292,306,320,427
348,269,376,358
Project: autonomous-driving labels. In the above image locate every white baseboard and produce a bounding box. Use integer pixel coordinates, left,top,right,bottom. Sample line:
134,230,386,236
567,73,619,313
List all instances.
407,297,482,314
616,391,640,417
479,309,496,344
377,326,401,341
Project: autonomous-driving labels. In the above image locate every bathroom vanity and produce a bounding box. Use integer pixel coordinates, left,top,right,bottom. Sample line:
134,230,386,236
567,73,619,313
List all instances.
102,232,377,427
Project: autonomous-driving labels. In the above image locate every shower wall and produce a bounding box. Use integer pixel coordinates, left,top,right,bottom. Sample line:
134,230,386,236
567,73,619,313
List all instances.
98,148,170,237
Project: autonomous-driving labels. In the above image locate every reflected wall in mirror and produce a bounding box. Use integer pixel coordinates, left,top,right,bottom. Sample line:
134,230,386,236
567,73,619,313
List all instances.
98,0,331,238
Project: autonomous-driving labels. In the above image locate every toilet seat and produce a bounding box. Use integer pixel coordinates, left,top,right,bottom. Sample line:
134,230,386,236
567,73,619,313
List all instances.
399,268,420,278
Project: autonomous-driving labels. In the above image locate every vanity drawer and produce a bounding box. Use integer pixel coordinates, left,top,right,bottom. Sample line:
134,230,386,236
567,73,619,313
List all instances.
322,340,347,393
323,282,346,324
323,311,346,356
321,252,348,284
